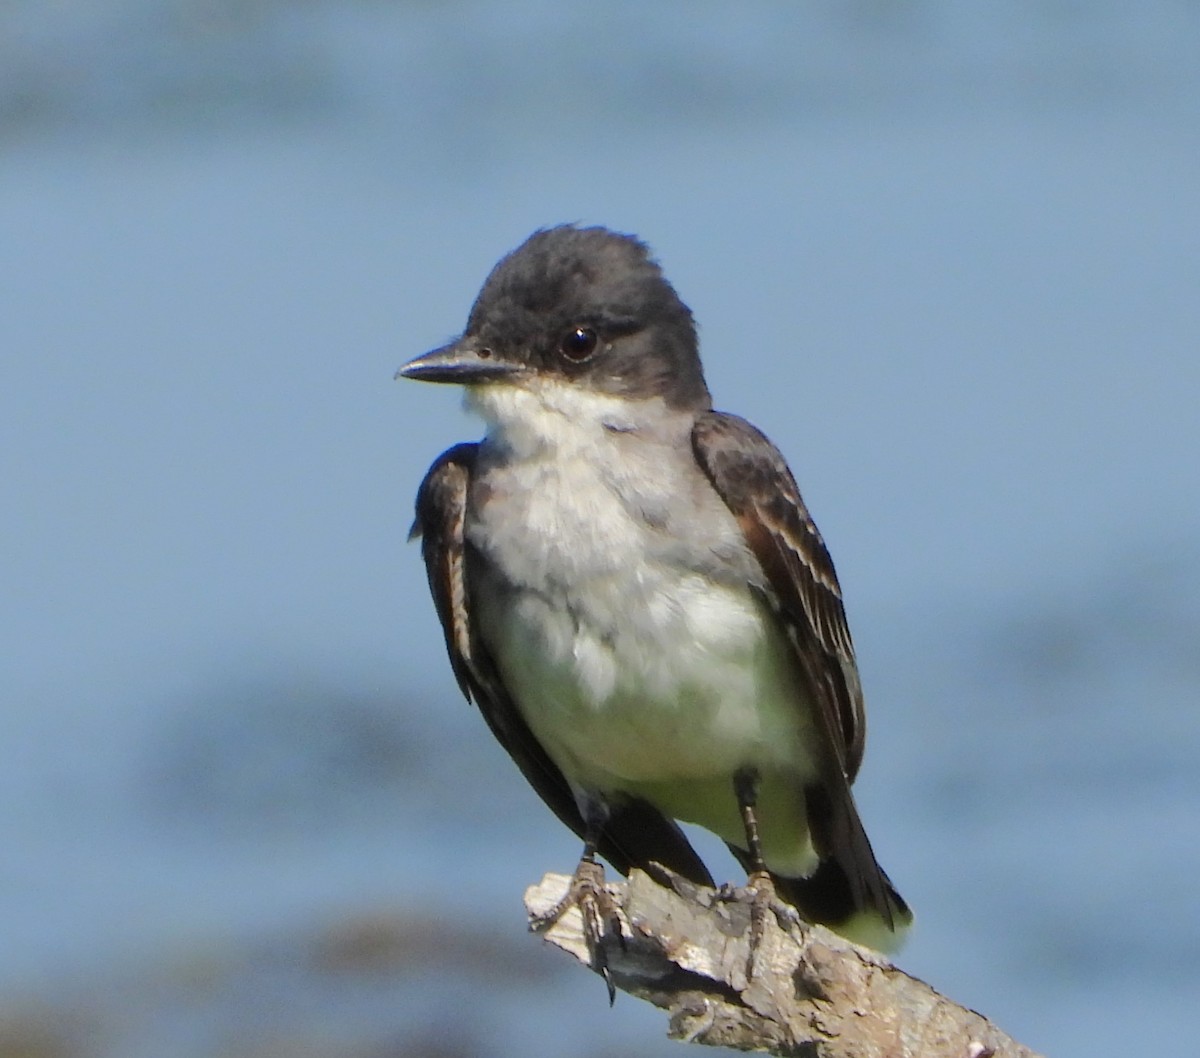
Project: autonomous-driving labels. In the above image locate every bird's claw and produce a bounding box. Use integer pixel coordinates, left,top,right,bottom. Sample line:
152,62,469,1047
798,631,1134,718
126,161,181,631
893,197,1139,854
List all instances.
530,859,624,1004
715,871,797,981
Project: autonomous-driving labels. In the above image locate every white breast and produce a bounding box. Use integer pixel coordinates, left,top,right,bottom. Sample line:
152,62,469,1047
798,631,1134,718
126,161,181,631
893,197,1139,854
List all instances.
464,381,817,798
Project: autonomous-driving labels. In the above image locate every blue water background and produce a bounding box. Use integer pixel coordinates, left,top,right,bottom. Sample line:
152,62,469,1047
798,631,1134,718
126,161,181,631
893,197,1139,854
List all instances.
2,3,1198,1055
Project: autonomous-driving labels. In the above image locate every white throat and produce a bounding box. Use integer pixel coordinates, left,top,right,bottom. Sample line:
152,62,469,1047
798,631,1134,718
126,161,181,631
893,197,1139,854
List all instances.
465,379,676,459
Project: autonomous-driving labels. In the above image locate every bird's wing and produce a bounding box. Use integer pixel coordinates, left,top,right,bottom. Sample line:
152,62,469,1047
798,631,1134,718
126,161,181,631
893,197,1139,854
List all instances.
410,443,714,886
692,411,897,925
691,411,865,777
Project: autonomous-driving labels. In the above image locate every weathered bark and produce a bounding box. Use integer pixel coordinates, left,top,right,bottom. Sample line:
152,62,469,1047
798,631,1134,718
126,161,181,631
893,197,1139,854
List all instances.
525,867,1041,1058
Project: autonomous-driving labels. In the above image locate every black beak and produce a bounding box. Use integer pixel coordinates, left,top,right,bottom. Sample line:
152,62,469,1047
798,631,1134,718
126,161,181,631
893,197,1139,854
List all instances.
395,338,522,385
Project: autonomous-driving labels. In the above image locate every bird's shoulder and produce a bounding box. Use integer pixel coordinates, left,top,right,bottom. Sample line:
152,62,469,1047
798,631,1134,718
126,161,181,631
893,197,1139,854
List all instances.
691,410,847,619
692,409,864,775
409,442,479,542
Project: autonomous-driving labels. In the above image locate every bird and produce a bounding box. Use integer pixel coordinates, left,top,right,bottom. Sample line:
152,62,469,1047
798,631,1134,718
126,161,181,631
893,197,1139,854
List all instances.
397,224,911,989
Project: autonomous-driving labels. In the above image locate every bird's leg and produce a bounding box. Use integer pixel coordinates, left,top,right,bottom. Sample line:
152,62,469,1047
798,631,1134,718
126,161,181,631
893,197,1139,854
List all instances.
528,804,623,1003
734,766,771,884
734,766,779,975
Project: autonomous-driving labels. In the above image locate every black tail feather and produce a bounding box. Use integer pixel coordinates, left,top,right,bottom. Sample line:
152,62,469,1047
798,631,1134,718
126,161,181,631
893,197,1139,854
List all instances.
726,839,910,945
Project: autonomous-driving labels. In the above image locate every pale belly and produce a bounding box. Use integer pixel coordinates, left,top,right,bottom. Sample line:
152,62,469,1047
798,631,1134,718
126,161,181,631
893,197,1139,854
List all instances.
475,565,821,875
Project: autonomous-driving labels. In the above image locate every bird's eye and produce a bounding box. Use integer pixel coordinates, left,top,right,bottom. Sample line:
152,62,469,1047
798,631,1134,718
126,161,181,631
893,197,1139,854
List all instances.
559,326,599,363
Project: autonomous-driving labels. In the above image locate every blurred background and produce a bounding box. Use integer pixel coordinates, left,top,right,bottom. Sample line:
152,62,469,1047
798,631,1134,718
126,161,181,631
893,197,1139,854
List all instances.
2,2,1198,1056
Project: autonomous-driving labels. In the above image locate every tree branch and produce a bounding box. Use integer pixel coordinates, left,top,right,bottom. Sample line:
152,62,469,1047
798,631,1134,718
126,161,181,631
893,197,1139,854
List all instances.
524,867,1041,1058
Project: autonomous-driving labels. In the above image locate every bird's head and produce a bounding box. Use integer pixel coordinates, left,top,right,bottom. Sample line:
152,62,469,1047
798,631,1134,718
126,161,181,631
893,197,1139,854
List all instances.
397,225,711,414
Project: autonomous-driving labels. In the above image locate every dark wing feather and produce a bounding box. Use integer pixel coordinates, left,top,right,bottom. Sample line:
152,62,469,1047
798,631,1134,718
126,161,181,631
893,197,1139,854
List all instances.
691,412,864,777
410,444,713,887
692,411,898,927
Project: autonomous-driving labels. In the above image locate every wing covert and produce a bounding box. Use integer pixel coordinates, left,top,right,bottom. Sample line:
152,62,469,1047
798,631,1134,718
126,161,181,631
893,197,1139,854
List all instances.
410,443,478,699
691,411,866,780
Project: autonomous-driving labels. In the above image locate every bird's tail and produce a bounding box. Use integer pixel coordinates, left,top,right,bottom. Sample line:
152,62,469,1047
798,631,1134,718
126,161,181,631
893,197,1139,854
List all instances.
728,840,912,953
726,776,914,954
770,857,913,953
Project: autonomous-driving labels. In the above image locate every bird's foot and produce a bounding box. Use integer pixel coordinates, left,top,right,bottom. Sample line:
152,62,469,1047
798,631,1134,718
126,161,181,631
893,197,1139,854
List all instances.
717,871,799,981
529,858,624,1003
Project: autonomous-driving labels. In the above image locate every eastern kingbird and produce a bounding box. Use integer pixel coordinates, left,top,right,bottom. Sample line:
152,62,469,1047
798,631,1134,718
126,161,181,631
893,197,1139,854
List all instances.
398,225,911,977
